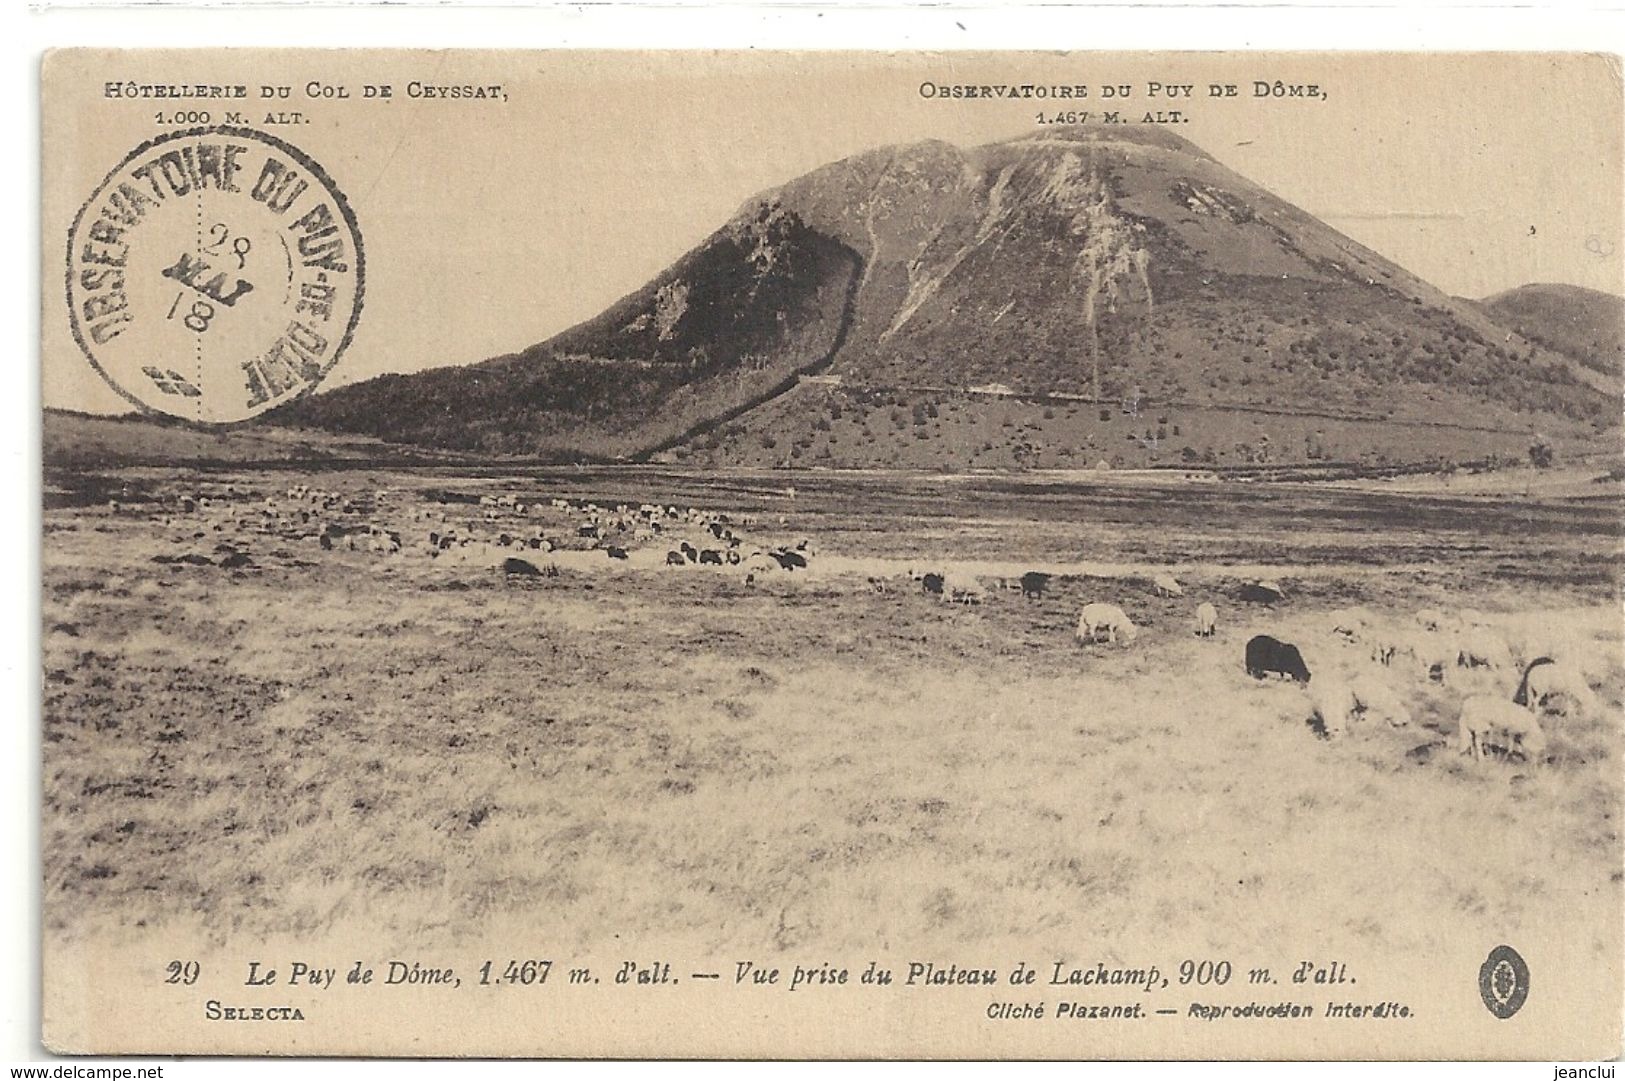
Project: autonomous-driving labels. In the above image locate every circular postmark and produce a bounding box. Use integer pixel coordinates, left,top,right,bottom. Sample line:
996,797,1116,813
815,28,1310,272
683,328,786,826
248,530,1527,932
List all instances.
66,126,364,424
1478,944,1529,1019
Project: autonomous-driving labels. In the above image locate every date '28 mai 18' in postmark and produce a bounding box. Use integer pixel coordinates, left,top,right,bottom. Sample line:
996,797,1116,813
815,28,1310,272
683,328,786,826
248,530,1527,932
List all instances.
66,125,364,425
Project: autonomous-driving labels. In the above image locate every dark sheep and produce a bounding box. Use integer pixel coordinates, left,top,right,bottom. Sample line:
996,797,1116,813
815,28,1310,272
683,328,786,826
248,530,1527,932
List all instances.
1020,571,1051,600
666,551,686,566
698,549,724,565
1513,656,1555,707
920,573,945,596
606,546,629,560
1238,581,1286,604
502,557,542,578
1244,635,1312,684
771,549,808,570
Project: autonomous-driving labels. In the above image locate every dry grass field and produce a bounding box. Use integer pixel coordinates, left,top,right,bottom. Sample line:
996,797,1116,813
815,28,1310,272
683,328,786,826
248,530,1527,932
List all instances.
41,464,1623,1031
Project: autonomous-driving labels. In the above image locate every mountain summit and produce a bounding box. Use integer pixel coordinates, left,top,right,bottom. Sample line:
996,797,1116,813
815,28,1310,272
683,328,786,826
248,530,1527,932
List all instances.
280,124,1617,467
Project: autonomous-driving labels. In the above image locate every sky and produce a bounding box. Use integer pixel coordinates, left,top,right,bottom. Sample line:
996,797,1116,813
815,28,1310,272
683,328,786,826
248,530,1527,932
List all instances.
42,50,1623,413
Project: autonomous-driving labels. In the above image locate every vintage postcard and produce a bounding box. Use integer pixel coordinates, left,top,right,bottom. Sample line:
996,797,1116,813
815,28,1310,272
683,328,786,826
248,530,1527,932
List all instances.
40,49,1623,1058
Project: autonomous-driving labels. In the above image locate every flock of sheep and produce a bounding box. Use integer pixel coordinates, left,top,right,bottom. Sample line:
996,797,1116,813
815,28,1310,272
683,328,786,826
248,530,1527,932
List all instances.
1306,604,1607,766
122,481,1612,769
121,483,819,581
903,557,1608,768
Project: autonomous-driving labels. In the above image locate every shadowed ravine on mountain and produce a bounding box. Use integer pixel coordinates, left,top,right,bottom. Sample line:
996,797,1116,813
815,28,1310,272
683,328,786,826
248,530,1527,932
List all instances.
276,125,1622,468
635,247,865,461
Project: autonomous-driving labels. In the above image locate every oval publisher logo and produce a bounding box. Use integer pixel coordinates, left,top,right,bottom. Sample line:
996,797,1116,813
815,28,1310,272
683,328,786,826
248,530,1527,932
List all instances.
1478,944,1530,1019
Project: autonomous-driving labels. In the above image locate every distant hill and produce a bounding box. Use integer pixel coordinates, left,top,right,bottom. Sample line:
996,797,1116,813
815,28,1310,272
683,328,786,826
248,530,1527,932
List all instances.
42,409,470,470
1475,283,1623,377
277,125,1619,468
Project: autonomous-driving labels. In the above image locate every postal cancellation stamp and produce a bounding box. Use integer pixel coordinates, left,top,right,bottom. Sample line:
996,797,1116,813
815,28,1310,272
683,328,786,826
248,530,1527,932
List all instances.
66,125,364,424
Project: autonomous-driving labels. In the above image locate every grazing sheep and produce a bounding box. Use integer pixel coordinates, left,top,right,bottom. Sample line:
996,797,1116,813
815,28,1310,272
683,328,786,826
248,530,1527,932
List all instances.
606,546,629,561
1369,633,1406,668
1517,658,1599,717
1239,579,1286,604
1410,632,1457,682
666,550,686,566
1455,625,1513,671
1415,607,1450,633
1245,635,1311,683
1347,672,1412,728
1308,677,1360,739
1194,601,1218,638
502,557,542,578
1076,603,1138,646
942,573,985,605
914,571,945,597
743,552,781,576
761,549,798,571
1152,572,1184,598
698,549,724,566
1457,693,1547,763
1326,606,1378,643
1019,571,1052,600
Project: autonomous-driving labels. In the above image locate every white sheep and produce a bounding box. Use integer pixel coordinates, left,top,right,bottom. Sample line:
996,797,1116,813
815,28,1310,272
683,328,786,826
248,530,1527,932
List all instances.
1194,601,1218,638
1347,672,1412,728
1076,603,1138,646
1455,624,1514,672
1415,607,1451,633
1457,694,1547,763
1326,606,1379,643
1308,677,1360,739
1519,659,1600,717
1152,572,1184,598
942,573,985,605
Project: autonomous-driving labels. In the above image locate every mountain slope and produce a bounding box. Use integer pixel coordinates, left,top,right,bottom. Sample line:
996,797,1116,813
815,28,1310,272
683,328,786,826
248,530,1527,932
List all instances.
1475,283,1623,378
283,204,861,458
280,124,1618,465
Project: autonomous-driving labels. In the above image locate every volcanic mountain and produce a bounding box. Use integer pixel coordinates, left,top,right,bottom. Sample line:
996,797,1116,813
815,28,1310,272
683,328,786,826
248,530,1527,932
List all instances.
279,125,1618,469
